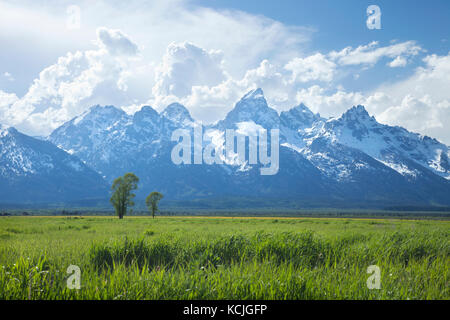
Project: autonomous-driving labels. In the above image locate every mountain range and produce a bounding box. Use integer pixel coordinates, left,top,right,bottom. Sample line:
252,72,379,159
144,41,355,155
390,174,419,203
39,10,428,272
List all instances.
0,124,107,204
1,88,449,208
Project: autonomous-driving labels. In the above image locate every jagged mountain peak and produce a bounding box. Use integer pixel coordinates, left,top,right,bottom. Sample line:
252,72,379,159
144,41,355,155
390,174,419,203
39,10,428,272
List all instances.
132,105,160,131
326,105,377,132
88,104,125,116
161,102,193,124
292,102,313,113
341,105,371,120
236,88,268,109
220,88,280,129
312,104,450,180
286,103,321,120
73,104,128,126
138,105,158,114
241,88,265,100
43,89,450,207
229,88,270,116
320,105,383,146
280,103,322,132
134,105,159,120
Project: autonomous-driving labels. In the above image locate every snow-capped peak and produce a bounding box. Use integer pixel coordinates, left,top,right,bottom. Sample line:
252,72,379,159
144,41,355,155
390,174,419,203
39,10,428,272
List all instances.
323,105,378,140
14,87,450,207
309,104,450,180
341,105,371,120
281,103,322,130
233,88,269,112
220,88,279,129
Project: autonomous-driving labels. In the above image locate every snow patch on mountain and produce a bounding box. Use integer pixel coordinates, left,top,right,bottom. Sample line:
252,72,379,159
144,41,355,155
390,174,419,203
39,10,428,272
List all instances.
44,88,450,205
378,160,419,178
302,105,450,180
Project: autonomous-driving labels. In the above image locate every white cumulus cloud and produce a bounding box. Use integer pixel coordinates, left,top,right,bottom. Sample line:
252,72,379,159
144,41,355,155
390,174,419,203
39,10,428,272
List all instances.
0,0,446,146
96,27,139,56
388,56,408,68
284,53,336,83
153,42,226,99
0,27,150,135
329,41,422,66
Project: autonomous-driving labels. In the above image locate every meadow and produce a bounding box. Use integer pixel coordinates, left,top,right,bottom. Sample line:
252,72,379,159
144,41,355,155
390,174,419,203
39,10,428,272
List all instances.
0,215,448,300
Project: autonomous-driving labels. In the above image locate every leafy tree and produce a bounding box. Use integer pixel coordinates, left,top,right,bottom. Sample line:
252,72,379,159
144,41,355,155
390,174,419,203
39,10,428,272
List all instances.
110,173,139,219
146,191,164,219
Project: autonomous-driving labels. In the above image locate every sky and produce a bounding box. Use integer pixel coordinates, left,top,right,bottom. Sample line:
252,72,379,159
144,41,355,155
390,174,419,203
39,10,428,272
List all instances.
0,0,449,144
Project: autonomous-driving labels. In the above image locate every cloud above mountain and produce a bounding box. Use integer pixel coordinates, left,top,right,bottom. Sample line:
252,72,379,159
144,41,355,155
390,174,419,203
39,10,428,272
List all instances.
152,42,227,104
293,51,450,144
0,27,147,136
0,0,448,145
376,53,450,142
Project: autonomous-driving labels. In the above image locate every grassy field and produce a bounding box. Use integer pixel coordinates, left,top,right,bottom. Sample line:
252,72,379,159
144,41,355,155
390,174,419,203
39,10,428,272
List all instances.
0,215,448,300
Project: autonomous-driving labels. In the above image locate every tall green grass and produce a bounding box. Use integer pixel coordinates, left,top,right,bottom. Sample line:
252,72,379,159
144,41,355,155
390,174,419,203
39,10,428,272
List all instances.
1,224,448,299
0,217,449,299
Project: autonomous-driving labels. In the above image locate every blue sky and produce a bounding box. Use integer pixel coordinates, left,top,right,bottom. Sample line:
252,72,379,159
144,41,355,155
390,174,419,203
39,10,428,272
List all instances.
0,0,449,144
196,0,450,90
198,0,449,51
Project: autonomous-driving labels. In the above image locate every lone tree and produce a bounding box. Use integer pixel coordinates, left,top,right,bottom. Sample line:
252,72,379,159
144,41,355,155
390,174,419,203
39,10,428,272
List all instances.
146,191,164,219
110,173,139,219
